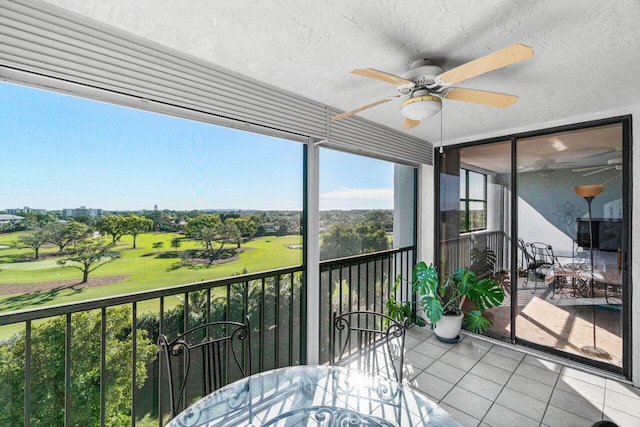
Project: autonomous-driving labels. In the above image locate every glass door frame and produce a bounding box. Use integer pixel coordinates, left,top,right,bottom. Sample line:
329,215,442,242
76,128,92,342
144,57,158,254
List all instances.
434,115,632,378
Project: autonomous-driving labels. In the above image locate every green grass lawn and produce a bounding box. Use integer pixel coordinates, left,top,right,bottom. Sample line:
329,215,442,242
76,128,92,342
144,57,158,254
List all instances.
0,231,302,312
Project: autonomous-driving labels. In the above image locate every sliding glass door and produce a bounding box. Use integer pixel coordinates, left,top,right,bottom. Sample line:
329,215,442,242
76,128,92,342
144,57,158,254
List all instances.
437,117,630,375
438,140,513,340
516,123,625,369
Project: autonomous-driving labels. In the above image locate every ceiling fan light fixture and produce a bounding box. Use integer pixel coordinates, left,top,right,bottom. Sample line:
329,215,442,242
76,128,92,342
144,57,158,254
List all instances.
400,95,442,121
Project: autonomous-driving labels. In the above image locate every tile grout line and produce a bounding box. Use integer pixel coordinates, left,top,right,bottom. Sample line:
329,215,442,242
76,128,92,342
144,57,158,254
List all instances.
433,338,535,426
598,379,640,423
435,337,491,423
601,380,608,423
407,332,629,426
537,359,563,427
476,347,545,427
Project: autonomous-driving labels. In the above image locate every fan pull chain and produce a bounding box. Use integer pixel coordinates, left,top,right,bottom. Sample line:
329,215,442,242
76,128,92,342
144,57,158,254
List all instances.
439,107,444,153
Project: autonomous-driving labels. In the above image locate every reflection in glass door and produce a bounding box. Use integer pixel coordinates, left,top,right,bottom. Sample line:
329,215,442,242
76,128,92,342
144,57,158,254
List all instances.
437,119,629,375
516,124,624,368
438,141,513,341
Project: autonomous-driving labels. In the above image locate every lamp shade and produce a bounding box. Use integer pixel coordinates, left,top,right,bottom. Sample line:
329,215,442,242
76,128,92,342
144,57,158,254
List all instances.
573,184,604,198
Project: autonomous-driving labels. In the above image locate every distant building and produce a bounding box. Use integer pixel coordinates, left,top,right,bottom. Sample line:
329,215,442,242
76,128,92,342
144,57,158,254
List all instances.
63,206,103,218
0,214,25,224
6,206,46,215
262,222,277,233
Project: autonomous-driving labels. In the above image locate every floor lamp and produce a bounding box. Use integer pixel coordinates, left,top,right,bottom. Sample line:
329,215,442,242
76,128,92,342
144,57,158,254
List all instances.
573,184,609,359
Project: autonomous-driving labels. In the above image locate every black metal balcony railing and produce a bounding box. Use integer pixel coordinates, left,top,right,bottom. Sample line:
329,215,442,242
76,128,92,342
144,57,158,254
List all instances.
0,266,304,427
0,246,416,426
319,246,416,364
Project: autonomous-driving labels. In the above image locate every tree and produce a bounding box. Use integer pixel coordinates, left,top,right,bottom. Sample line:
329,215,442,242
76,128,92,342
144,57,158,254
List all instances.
276,222,289,236
57,238,120,283
70,214,96,228
320,223,360,260
365,210,393,231
96,215,125,245
218,221,241,251
275,215,299,236
16,228,48,259
121,215,153,249
171,237,182,252
152,241,164,252
356,222,389,253
185,215,223,258
197,226,218,256
44,221,89,252
319,221,389,261
0,307,155,426
225,217,256,248
184,214,222,239
21,212,56,228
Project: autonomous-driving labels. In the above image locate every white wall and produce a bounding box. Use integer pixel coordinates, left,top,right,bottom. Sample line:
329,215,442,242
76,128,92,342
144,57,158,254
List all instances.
393,164,417,249
426,105,639,386
419,164,435,264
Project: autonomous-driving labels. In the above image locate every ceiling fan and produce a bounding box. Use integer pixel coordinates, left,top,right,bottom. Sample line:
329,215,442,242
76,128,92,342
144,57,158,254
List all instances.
573,158,623,176
518,158,573,174
332,43,534,129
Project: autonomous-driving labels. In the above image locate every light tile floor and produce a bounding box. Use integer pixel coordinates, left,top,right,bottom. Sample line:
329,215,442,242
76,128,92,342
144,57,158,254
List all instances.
402,327,640,427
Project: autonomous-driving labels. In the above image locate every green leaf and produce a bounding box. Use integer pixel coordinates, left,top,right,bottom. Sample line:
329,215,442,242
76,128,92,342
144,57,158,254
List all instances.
412,261,430,284
467,277,505,310
413,263,439,299
421,295,444,325
452,267,476,294
465,309,491,334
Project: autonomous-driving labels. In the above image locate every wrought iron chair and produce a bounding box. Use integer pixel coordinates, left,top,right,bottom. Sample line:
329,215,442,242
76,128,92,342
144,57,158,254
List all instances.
517,238,543,290
527,241,556,295
330,311,408,382
158,317,251,419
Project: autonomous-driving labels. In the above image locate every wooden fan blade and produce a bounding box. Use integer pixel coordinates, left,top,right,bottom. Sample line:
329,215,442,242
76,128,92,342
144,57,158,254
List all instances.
583,167,613,176
437,43,534,85
403,118,420,129
443,88,518,108
332,95,400,121
351,68,415,86
573,165,606,172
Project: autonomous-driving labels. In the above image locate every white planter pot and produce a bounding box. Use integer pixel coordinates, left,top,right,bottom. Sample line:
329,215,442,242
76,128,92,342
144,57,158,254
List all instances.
433,312,463,340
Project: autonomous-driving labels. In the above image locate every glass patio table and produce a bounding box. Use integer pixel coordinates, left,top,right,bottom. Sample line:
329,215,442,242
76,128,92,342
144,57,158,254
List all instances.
166,365,461,427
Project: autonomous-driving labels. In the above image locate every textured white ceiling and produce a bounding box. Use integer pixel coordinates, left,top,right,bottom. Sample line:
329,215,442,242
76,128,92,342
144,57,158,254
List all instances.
42,0,640,145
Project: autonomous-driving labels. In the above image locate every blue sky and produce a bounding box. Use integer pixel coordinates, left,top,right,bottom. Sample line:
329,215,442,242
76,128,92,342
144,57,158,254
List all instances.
0,82,394,211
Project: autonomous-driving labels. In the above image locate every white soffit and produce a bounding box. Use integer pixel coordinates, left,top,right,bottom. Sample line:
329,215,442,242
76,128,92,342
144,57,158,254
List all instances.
35,0,640,146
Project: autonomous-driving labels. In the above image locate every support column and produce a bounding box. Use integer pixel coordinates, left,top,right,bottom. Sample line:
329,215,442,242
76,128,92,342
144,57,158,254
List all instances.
305,142,320,365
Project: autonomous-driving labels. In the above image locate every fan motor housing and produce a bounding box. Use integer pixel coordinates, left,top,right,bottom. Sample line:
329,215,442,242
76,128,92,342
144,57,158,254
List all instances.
401,60,444,88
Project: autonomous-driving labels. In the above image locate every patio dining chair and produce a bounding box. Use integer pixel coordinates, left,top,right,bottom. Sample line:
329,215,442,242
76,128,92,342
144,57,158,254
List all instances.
158,317,252,419
517,238,545,290
527,241,556,295
330,310,408,382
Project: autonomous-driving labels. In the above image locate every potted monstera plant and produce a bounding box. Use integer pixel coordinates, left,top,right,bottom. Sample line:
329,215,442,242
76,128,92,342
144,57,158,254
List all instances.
412,262,505,342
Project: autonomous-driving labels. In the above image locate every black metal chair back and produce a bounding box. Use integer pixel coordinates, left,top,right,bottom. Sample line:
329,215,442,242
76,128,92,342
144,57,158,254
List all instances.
330,311,407,382
517,238,534,267
158,317,251,419
528,242,555,267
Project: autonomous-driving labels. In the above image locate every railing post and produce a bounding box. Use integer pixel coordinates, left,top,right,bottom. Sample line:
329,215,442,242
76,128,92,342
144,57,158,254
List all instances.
24,320,31,427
